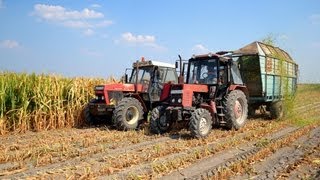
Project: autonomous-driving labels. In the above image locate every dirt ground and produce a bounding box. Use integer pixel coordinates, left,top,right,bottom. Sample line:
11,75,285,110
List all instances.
0,86,319,179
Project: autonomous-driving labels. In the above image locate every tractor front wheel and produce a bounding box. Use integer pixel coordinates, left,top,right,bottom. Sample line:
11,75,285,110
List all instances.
224,90,248,130
150,106,170,134
113,97,144,130
84,104,100,125
189,108,212,138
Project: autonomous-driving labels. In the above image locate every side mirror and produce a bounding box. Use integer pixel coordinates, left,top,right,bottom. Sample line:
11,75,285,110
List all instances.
175,61,179,69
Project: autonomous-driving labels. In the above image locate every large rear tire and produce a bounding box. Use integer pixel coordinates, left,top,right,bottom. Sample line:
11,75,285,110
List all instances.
270,101,284,119
113,97,144,130
150,106,170,134
224,90,248,130
189,108,212,138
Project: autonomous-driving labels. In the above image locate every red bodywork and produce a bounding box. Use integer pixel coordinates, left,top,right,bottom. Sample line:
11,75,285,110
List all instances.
96,83,144,104
180,84,208,107
93,83,151,113
161,83,208,107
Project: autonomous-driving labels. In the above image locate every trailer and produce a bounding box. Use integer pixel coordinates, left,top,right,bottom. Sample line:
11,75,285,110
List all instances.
233,41,298,119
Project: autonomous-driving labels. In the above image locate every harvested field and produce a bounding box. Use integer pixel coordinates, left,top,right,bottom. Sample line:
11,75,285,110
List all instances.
0,84,319,179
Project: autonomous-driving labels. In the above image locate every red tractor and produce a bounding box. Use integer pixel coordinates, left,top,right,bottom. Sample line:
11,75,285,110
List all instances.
85,59,178,130
150,53,248,138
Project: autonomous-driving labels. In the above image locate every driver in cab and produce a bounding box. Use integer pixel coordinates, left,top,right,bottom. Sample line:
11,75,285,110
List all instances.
205,66,218,84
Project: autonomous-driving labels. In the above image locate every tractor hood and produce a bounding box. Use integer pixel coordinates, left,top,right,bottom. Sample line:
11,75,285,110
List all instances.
103,83,144,92
94,83,145,105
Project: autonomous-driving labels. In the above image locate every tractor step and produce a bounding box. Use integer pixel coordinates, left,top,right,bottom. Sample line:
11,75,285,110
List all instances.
216,106,223,108
217,113,225,117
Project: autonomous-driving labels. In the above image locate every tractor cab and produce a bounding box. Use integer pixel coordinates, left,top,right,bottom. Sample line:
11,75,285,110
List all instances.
125,59,178,102
187,53,243,86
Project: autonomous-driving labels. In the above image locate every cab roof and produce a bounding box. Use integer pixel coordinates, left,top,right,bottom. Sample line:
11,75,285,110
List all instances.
133,60,175,68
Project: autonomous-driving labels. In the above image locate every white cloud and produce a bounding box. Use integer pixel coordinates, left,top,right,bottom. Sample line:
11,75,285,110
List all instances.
33,4,104,21
0,40,20,49
309,14,320,25
90,4,102,8
119,32,166,51
192,44,209,54
32,4,113,36
83,29,94,36
121,32,155,43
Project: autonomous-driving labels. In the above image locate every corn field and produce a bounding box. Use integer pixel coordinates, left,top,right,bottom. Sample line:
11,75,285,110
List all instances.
0,72,116,135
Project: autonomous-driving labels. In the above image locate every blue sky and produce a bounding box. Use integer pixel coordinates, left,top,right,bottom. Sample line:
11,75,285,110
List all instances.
0,0,319,83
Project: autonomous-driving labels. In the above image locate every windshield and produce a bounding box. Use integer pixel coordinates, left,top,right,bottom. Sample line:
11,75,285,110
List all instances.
129,67,153,83
188,59,218,84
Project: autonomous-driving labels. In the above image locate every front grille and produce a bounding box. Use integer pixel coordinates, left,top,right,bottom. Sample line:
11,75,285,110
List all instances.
108,91,124,105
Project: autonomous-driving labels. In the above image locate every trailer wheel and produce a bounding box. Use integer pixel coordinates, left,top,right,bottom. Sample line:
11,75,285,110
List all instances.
150,106,170,134
270,101,284,119
224,90,248,130
114,97,144,130
189,108,212,138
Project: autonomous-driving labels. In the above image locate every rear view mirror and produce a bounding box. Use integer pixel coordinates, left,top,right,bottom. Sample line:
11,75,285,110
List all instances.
175,61,179,69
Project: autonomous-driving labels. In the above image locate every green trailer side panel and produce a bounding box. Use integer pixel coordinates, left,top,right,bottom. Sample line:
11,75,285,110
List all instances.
235,41,298,105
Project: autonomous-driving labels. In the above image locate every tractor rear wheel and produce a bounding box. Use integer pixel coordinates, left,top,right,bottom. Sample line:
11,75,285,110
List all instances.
150,106,170,134
270,101,284,119
189,108,212,138
113,97,144,130
224,90,248,130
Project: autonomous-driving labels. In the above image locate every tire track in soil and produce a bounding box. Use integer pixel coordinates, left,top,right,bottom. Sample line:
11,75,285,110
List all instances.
161,126,300,179
1,134,179,179
102,121,292,179
233,126,320,180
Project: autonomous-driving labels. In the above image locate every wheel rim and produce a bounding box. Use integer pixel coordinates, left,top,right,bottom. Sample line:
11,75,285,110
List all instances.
199,117,210,135
125,106,139,125
234,99,244,124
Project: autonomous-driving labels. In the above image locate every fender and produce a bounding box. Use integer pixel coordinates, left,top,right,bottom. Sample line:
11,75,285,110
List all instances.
229,84,249,98
200,100,217,114
160,83,171,101
127,93,148,112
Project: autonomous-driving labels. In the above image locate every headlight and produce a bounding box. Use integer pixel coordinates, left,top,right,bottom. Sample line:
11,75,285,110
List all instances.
171,90,183,94
171,98,175,103
95,86,104,91
177,98,182,103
